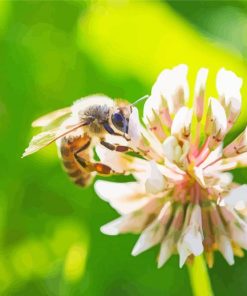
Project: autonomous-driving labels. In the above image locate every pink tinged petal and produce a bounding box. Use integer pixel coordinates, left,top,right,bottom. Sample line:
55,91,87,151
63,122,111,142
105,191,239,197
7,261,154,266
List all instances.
94,181,148,215
131,219,165,256
218,235,234,265
194,68,209,122
177,204,193,266
209,206,234,264
158,205,185,268
223,185,247,209
199,144,223,169
223,127,247,157
145,161,166,194
159,104,172,128
225,152,247,167
216,68,242,126
143,96,169,139
203,159,237,176
205,98,227,149
231,222,247,249
157,237,174,268
222,207,247,249
158,201,173,224
143,100,168,140
128,110,164,162
171,107,193,140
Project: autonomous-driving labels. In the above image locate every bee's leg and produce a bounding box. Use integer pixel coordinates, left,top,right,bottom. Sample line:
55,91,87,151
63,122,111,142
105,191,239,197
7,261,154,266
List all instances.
74,146,115,175
100,140,132,152
103,122,131,142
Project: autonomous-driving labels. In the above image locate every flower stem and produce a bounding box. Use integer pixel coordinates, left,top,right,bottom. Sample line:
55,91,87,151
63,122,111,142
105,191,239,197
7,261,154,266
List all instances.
187,255,214,296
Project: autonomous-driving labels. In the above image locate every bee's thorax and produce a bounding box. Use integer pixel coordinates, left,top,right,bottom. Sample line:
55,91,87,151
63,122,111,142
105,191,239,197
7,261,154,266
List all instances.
79,104,111,135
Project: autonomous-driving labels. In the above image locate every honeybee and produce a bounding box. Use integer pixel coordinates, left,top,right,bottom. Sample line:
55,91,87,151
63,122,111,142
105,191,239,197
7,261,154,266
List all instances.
23,95,135,187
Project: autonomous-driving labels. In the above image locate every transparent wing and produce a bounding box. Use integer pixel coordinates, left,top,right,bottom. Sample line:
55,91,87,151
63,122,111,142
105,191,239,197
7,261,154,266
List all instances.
22,121,87,157
32,107,71,128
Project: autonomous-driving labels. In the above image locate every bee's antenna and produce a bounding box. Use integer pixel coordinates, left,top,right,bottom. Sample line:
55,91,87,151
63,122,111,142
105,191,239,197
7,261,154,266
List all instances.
131,95,149,106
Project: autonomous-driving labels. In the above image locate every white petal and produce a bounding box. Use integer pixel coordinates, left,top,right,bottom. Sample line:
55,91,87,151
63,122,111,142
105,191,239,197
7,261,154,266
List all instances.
151,64,189,115
128,107,142,146
100,218,124,235
101,212,151,236
218,235,234,265
177,242,191,268
183,230,203,256
216,68,242,117
224,185,247,208
193,167,206,188
145,161,166,194
177,205,203,267
162,136,179,162
95,181,148,215
143,94,162,124
171,107,192,139
132,219,164,256
217,68,242,96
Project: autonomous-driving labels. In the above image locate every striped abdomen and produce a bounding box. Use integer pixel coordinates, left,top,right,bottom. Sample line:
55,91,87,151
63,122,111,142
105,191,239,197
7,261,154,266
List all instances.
59,135,93,187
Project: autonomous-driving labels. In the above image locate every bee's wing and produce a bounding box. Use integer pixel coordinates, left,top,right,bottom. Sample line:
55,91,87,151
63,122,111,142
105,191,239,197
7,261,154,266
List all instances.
32,107,71,128
22,121,88,158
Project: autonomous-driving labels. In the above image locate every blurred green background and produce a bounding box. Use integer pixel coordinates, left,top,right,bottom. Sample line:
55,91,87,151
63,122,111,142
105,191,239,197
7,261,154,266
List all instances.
1,1,247,295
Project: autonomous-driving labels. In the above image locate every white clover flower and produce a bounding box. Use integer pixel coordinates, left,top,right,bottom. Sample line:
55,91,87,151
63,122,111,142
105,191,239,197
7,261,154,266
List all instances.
95,65,247,268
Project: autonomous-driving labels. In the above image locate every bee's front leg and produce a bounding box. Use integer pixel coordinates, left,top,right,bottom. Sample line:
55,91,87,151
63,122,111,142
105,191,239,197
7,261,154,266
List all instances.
74,146,116,175
100,140,132,152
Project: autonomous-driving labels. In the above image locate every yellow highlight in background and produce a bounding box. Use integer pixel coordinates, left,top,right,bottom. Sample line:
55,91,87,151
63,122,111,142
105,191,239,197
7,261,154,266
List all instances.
63,243,88,283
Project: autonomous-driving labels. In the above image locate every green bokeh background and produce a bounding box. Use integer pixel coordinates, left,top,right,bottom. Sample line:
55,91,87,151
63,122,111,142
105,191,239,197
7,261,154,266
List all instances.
1,1,247,295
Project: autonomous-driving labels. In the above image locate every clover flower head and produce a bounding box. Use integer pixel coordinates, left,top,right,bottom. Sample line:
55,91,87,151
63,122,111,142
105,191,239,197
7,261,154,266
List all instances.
95,65,247,268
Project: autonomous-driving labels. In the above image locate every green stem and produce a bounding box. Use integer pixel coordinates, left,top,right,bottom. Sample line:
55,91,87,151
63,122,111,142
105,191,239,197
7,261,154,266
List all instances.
187,255,214,296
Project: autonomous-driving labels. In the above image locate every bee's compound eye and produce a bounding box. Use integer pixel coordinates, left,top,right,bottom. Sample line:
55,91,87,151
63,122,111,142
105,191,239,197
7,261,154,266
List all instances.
112,112,127,132
113,112,124,123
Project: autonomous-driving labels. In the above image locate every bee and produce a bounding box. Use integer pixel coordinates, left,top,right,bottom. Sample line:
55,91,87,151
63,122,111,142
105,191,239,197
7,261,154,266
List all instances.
23,95,135,187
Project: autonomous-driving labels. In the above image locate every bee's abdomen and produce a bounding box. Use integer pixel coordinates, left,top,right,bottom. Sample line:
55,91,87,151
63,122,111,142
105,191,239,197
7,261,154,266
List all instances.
59,135,93,187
